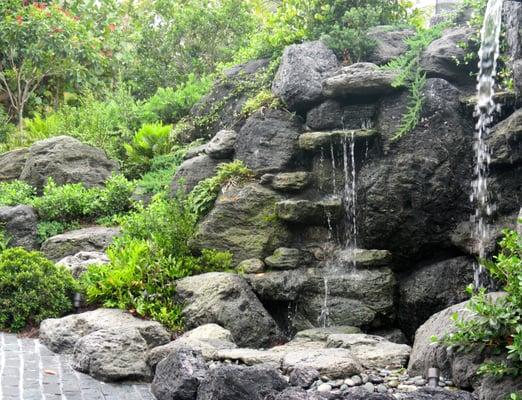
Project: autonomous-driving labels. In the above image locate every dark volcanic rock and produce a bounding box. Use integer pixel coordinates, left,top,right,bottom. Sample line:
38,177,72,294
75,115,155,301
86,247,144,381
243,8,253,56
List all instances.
0,148,29,182
170,155,223,195
399,256,474,338
306,100,376,131
152,347,208,400
358,78,474,260
367,26,415,65
235,109,303,174
196,364,288,400
272,41,339,112
0,205,38,250
398,387,476,400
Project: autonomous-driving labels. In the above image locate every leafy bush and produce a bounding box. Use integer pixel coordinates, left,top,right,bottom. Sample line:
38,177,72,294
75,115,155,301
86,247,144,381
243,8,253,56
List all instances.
0,247,77,331
37,221,81,244
124,123,173,175
188,160,254,217
135,151,187,196
0,180,36,206
241,89,282,117
442,229,522,378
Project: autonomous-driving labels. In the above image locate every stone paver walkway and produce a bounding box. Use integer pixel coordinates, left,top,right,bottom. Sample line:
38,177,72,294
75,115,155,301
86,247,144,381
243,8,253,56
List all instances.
0,333,155,400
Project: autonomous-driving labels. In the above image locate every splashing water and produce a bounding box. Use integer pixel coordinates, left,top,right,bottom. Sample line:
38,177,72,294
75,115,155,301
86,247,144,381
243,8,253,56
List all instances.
471,0,503,286
318,277,330,328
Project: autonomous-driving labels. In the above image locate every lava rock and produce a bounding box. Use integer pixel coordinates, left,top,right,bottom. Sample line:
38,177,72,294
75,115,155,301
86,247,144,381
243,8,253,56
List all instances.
245,269,308,301
306,101,377,131
190,183,290,264
40,308,170,354
152,347,208,400
0,148,29,182
57,251,110,278
398,256,475,338
41,226,120,261
262,171,311,192
289,366,320,388
19,136,117,191
170,155,223,195
487,108,522,167
265,247,309,270
0,205,38,250
235,109,302,174
367,26,415,65
398,387,476,400
275,198,343,225
175,272,281,348
196,364,288,400
205,129,237,159
72,328,152,382
272,41,339,112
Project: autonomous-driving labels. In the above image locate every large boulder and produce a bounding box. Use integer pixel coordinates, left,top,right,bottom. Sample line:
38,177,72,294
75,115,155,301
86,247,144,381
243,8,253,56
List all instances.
398,256,474,338
487,108,522,167
152,347,208,400
41,226,120,261
175,272,281,348
322,63,400,98
0,205,38,250
205,129,237,159
358,78,474,260
19,136,117,191
39,308,170,354
170,155,223,195
196,364,288,400
281,348,362,378
272,41,340,112
407,293,520,399
234,109,303,174
190,59,269,139
419,27,476,84
367,26,415,65
57,251,110,279
72,328,152,382
191,183,291,264
503,1,522,64
0,148,29,182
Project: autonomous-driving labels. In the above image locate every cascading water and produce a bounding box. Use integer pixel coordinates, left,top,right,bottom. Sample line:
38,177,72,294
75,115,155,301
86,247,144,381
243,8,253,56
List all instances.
471,0,503,287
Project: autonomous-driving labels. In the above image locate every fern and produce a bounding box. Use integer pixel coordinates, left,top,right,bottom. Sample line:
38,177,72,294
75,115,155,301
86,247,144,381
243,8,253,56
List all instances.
391,71,426,141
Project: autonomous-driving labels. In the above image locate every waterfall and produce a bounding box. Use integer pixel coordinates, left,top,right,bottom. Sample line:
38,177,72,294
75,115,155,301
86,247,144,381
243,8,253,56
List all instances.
317,277,330,328
471,0,503,286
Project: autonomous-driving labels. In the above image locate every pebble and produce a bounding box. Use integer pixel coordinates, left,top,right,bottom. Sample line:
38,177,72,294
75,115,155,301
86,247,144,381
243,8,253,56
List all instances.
321,375,331,382
351,375,363,385
344,378,355,387
318,383,333,393
371,375,385,384
377,384,388,393
388,380,400,388
340,384,348,391
438,381,446,387
363,382,375,393
397,384,418,393
361,373,370,384
414,378,427,386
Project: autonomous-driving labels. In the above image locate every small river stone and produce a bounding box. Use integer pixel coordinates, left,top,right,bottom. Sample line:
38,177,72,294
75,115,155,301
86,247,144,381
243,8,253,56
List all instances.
344,378,355,387
414,378,427,386
351,375,362,385
377,384,388,393
387,380,399,388
363,382,375,393
318,383,333,392
341,384,348,391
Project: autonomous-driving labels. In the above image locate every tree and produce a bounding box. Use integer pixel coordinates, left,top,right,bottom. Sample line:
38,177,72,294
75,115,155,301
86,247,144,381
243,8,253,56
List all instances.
0,1,106,129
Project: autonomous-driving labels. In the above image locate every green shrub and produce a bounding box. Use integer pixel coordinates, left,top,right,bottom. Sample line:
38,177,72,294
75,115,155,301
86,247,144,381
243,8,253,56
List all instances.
0,106,15,146
36,221,81,244
441,228,522,378
0,180,36,206
0,248,77,331
241,89,282,117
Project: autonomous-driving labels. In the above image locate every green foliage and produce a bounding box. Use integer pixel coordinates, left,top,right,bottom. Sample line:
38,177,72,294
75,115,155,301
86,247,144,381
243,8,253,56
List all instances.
188,160,254,217
241,89,282,117
135,150,188,196
124,123,173,175
0,107,15,144
442,229,522,378
0,180,36,206
36,221,81,244
0,247,77,331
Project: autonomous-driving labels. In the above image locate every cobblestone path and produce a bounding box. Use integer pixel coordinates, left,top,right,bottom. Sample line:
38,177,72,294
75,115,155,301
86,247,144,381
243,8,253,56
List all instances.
0,333,155,400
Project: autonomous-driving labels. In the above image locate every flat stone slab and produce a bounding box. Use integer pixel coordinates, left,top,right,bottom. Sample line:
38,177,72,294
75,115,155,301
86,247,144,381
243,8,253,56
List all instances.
0,332,154,400
299,130,377,152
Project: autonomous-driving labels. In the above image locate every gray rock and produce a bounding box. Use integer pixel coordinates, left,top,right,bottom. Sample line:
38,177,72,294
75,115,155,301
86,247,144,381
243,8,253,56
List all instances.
398,256,474,338
237,258,265,274
20,136,117,190
262,171,311,192
235,109,302,174
152,347,208,400
478,374,522,400
205,129,237,159
190,183,290,264
41,226,120,261
487,108,522,166
282,348,362,379
40,308,170,354
335,248,392,269
196,364,288,400
274,387,333,400
322,63,400,98
272,41,340,112
364,382,375,393
299,130,377,152
503,1,522,64
370,328,408,345
419,27,475,83
190,59,269,139
184,143,207,160
341,387,393,399
289,366,320,388
57,251,109,278
0,205,38,250
306,101,376,131
367,26,415,65
358,78,474,260
175,272,281,348
326,334,411,370
265,248,309,270
0,148,29,182
170,155,222,195
72,328,152,382
294,327,362,342
245,269,307,301
398,387,476,400
276,198,343,225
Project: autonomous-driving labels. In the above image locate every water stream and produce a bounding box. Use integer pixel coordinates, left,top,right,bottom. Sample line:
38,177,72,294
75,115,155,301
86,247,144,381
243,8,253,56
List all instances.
471,0,503,286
